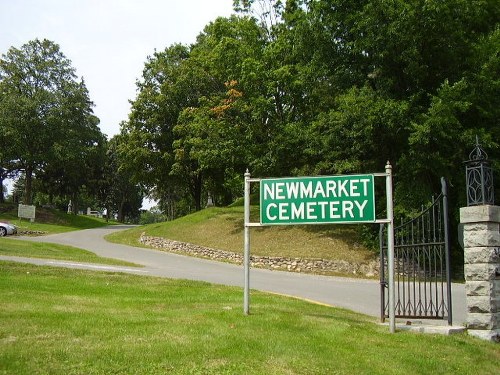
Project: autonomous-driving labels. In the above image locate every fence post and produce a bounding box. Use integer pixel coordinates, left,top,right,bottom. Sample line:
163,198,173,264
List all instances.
461,140,499,342
460,205,500,341
441,177,453,325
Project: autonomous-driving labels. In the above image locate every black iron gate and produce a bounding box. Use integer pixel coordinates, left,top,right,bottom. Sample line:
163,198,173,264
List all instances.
380,177,453,325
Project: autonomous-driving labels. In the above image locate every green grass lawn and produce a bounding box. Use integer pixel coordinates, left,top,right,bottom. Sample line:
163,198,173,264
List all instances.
0,262,498,374
0,238,139,267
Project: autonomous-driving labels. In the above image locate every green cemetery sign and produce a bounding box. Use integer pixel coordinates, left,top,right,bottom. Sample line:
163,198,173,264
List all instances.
260,175,376,225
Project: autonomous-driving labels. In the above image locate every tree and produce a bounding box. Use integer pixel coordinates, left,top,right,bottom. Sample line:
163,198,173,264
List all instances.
169,16,268,208
173,81,254,208
123,16,268,212
120,44,191,211
101,135,143,222
301,0,499,203
309,85,410,175
400,27,500,208
0,39,102,204
38,88,106,212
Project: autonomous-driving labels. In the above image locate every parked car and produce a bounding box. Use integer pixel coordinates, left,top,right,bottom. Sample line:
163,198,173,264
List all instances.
0,222,17,236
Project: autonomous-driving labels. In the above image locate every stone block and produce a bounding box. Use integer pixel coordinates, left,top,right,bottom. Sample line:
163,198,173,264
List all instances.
466,281,493,296
464,247,500,264
463,224,500,247
460,205,500,224
465,263,498,281
468,329,500,342
494,280,500,298
463,222,500,232
466,312,500,330
466,295,496,314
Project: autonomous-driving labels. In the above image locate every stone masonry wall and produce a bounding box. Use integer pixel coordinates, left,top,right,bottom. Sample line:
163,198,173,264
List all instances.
139,234,379,278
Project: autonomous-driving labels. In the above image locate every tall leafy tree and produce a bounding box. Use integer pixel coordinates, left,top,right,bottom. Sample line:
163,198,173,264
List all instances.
38,83,106,211
123,16,267,212
0,39,102,204
120,44,191,211
173,81,254,208
101,135,143,222
170,15,268,208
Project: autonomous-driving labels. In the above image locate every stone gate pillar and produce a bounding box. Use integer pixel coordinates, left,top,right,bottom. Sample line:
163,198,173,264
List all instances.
460,205,500,342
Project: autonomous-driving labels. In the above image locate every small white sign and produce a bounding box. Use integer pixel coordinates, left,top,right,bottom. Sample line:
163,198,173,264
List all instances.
18,204,36,220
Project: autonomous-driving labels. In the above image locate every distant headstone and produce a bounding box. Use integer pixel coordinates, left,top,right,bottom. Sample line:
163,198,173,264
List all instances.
206,194,214,207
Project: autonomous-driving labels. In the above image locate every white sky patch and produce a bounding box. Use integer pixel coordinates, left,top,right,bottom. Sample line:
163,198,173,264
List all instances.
0,0,235,138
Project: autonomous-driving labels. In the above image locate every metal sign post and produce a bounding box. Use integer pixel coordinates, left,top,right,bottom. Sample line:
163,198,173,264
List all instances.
384,162,395,333
243,169,251,315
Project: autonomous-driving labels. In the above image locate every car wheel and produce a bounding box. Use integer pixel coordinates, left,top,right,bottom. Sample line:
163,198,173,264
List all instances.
0,227,6,237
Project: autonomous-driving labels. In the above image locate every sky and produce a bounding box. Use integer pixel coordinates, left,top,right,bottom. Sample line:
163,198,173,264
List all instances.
0,0,235,138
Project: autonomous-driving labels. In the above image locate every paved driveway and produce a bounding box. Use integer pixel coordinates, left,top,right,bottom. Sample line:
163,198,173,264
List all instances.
3,225,466,324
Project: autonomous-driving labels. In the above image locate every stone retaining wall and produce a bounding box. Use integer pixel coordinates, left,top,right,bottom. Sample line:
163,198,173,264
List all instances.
140,234,379,277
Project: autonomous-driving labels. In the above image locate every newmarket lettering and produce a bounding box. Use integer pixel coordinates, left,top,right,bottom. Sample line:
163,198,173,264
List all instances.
260,175,376,224
263,178,371,200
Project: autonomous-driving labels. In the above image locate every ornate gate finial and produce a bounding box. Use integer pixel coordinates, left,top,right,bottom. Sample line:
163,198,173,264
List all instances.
465,137,494,206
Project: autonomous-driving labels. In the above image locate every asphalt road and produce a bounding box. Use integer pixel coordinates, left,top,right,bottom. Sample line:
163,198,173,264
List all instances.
2,225,466,324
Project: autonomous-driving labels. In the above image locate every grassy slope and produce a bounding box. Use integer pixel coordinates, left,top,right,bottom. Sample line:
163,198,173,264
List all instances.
107,206,377,264
1,262,498,375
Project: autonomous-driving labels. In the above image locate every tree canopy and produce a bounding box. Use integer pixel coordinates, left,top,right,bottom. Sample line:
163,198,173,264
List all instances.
121,0,499,220
2,1,498,228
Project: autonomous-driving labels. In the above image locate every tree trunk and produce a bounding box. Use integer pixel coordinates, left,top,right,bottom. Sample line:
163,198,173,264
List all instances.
0,169,5,203
24,166,33,205
118,197,125,222
192,173,203,211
